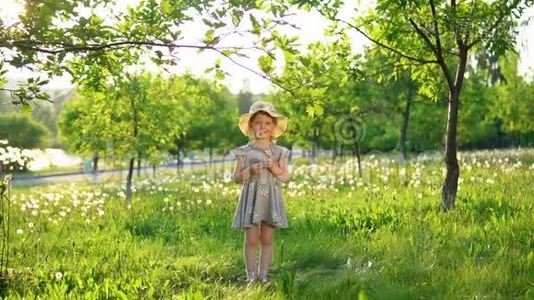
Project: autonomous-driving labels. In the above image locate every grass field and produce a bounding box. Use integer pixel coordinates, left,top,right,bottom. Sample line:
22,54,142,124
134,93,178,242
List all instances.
1,148,533,299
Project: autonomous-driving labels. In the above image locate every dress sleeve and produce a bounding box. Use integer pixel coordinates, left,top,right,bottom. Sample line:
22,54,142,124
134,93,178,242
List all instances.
231,146,247,161
277,146,290,162
275,146,290,183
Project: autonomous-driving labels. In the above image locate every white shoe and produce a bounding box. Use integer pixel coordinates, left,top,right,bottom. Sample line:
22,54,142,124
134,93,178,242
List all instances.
246,271,257,287
258,269,269,284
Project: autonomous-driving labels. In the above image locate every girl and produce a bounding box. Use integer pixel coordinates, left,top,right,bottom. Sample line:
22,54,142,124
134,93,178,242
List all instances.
231,101,291,285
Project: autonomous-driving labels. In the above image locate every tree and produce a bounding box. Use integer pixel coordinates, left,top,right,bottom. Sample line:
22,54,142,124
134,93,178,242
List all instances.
167,75,242,168
60,73,185,202
0,113,49,149
304,0,533,210
492,54,534,142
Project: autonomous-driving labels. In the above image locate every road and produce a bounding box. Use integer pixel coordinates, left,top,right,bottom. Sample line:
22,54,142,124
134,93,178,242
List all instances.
11,159,236,186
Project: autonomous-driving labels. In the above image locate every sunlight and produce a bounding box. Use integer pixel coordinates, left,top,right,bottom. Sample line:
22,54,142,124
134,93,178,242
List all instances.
0,0,24,26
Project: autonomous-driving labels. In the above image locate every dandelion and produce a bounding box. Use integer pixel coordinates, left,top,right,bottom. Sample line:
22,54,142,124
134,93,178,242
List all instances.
163,197,169,203
16,229,23,235
206,199,212,205
55,272,63,280
27,222,34,228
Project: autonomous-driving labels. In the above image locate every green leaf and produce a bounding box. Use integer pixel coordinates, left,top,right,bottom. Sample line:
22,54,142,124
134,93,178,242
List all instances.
21,103,33,115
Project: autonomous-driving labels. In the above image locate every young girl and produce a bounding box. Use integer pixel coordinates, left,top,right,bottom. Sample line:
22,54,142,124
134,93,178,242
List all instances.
231,101,291,285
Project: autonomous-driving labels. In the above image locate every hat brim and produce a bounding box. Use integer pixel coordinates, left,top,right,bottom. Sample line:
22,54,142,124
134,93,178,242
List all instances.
239,111,288,139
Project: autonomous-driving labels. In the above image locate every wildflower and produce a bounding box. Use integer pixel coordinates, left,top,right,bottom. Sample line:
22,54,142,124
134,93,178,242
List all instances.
16,229,23,235
27,222,34,228
55,272,63,280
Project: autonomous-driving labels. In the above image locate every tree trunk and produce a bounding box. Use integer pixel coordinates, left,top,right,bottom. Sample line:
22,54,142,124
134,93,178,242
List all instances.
399,83,414,163
176,150,181,173
137,157,141,177
441,43,469,211
152,164,156,178
310,127,319,165
126,157,135,203
332,146,337,162
352,129,362,178
127,87,139,203
311,143,317,165
176,135,184,173
441,50,467,210
209,148,213,167
441,90,460,210
288,144,293,164
92,152,99,172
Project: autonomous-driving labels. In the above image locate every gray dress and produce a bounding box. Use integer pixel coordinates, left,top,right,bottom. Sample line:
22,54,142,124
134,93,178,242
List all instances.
231,141,290,229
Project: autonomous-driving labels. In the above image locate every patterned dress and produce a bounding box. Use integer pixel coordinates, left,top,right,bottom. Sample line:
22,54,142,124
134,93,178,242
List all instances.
231,141,290,229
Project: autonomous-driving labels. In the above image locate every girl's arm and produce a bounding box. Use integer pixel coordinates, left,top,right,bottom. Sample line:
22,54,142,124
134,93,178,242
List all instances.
233,157,251,183
269,155,290,183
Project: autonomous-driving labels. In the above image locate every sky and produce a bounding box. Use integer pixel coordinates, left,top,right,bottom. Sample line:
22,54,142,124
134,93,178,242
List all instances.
1,1,533,94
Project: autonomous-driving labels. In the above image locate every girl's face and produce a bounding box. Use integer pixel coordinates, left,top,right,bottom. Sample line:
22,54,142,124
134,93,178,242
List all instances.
250,112,276,140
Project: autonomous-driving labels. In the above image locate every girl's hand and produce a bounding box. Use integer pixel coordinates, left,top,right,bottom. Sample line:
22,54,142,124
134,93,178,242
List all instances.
249,163,262,175
264,158,280,175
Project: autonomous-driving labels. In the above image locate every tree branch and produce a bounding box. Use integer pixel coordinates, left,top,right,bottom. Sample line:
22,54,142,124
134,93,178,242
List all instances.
211,47,292,93
408,18,438,56
429,0,454,87
333,17,438,64
7,40,263,54
466,0,521,49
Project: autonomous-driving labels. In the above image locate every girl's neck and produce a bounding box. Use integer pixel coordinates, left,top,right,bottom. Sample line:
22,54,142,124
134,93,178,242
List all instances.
252,139,272,148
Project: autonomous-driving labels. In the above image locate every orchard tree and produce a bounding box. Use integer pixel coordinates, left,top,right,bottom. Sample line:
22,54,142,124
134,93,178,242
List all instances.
59,90,119,172
303,0,534,210
60,73,184,202
492,54,534,143
0,113,49,149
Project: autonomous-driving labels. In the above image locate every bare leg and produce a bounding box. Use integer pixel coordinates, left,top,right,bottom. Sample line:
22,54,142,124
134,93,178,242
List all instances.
244,226,260,281
259,221,275,282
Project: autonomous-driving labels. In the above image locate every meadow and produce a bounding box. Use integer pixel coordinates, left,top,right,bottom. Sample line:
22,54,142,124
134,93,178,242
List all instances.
1,148,533,299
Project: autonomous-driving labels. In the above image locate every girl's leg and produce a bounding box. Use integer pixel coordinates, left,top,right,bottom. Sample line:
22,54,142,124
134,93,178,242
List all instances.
244,226,260,281
259,221,275,282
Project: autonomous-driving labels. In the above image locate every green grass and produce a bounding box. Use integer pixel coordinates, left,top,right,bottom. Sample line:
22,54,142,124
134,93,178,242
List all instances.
2,148,533,299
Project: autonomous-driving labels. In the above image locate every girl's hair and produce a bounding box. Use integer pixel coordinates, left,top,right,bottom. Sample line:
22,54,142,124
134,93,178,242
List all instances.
248,111,277,141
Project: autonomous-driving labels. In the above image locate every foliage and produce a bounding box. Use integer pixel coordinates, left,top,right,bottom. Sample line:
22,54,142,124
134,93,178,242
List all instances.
0,114,49,149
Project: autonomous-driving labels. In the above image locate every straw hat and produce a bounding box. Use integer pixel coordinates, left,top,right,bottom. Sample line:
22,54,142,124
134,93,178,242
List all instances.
239,101,288,139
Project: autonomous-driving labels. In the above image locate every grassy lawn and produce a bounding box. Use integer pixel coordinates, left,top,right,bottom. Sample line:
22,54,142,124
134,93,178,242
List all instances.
2,148,533,299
